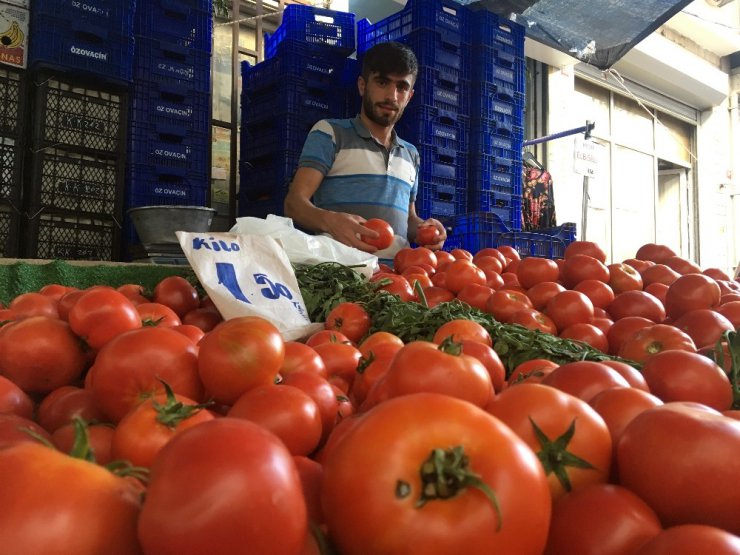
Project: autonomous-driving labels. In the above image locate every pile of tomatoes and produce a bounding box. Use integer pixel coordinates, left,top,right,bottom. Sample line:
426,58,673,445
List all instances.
0,240,739,555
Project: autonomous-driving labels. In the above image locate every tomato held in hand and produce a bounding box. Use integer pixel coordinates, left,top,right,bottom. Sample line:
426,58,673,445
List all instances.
416,224,441,246
361,218,394,249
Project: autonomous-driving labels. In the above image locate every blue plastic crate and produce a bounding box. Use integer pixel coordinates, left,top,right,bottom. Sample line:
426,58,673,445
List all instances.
468,188,517,214
131,82,210,135
469,79,522,110
470,10,525,56
496,229,569,259
240,113,320,161
535,222,578,244
469,153,521,189
128,123,209,174
241,54,350,94
411,71,469,115
238,197,285,218
135,0,212,50
29,14,134,84
33,0,135,36
470,122,523,160
445,211,511,253
471,96,523,132
241,79,346,124
397,105,468,153
265,5,355,59
239,151,301,201
402,28,470,79
416,188,462,220
133,37,211,92
125,163,209,207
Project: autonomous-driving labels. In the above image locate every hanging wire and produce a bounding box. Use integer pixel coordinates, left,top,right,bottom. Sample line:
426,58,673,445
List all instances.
605,67,700,166
213,0,330,27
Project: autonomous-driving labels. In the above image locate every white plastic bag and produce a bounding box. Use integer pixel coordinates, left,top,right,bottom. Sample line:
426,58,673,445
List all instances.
177,231,323,341
229,214,379,278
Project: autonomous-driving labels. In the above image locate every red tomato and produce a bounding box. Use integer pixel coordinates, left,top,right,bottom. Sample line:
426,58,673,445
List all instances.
526,281,566,311
36,385,107,433
228,384,322,456
507,358,559,387
280,370,339,443
359,218,393,249
546,290,595,332
541,360,630,403
607,262,644,294
68,289,142,350
325,302,371,344
197,316,284,405
136,302,181,327
0,316,87,394
305,329,351,348
562,254,610,288
450,248,473,260
382,341,493,407
56,288,88,321
618,403,740,535
473,255,503,276
181,307,222,332
618,324,696,363
404,272,433,291
460,340,505,393
589,316,614,337
564,240,607,262
0,442,143,554
52,422,115,465
640,350,732,410
574,279,616,310
622,257,653,273
152,276,200,318
416,224,441,246
0,413,52,450
321,393,551,555
635,243,676,264
313,341,362,388
606,316,654,355
716,300,740,328
171,324,205,344
664,255,701,275
8,292,59,320
138,418,307,555
664,273,721,319
510,308,558,335
0,375,34,420
635,524,740,555
116,283,149,305
372,273,416,302
644,281,669,304
111,389,214,468
600,360,650,391
496,245,521,263
39,283,74,302
432,319,492,347
487,383,612,501
704,267,732,281
443,259,486,294
357,331,404,357
607,290,666,323
280,342,327,378
545,484,662,555
486,288,533,323
640,263,680,286
92,326,204,422
485,271,505,290
516,257,560,289
434,250,455,269
455,283,495,311
393,247,437,274
292,455,325,526
558,323,609,352
673,308,735,349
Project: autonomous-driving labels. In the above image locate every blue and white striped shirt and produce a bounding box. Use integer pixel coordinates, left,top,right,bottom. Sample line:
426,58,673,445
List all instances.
298,116,420,241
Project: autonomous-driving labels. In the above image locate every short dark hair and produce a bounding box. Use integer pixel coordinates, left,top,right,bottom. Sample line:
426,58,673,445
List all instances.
361,41,418,82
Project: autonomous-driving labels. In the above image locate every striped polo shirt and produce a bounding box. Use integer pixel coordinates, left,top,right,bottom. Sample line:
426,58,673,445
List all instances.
297,116,420,241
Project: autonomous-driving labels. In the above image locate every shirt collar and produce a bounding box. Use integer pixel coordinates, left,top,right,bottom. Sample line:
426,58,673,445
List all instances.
351,115,405,150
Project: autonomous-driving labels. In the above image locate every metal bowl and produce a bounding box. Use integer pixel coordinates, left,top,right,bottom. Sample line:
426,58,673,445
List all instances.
127,205,216,246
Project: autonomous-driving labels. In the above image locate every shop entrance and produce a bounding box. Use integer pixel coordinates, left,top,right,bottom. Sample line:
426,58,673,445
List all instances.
657,163,691,259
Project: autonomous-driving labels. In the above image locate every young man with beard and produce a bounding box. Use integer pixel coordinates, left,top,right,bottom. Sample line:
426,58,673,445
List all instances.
283,41,447,257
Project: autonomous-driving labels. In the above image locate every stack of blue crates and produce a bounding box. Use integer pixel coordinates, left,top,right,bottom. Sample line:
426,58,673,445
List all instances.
124,0,212,248
467,10,525,231
28,0,136,85
238,4,356,218
357,0,471,221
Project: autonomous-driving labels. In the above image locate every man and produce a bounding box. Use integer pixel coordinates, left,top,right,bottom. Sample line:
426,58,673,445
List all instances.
283,41,447,258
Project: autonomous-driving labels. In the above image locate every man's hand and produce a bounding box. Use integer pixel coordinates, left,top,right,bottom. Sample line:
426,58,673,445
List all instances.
415,218,447,251
325,212,380,252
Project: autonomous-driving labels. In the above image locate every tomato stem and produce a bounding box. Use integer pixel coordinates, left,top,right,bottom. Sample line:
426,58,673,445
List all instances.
720,330,740,409
437,336,463,356
153,379,213,429
530,416,596,492
413,446,503,531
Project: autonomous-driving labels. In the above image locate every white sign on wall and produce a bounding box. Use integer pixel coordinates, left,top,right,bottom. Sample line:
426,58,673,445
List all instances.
574,136,602,178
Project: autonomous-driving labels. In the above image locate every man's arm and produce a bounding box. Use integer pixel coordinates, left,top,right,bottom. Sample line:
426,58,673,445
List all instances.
283,167,379,251
407,202,447,250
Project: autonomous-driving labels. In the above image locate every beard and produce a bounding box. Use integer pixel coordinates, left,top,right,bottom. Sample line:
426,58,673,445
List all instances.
362,93,404,127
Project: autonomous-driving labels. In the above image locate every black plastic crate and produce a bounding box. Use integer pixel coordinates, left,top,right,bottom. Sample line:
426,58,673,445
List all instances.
31,73,127,155
0,67,25,137
0,201,20,258
26,147,123,217
23,211,120,260
0,136,23,204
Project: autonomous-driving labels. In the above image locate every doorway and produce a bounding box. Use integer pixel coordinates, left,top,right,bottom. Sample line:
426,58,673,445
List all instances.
657,161,691,259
